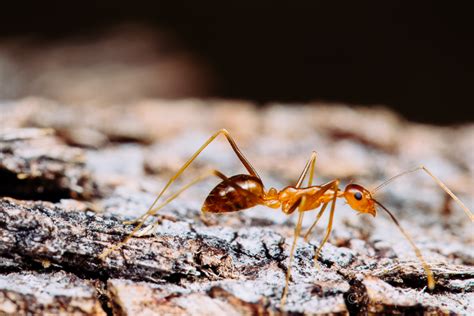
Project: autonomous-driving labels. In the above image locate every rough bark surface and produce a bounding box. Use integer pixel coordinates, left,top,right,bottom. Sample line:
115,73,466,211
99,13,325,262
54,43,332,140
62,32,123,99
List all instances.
0,271,106,315
0,98,473,315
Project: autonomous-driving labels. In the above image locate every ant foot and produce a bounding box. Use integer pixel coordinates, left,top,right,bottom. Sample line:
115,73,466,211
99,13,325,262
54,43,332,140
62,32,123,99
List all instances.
135,224,158,237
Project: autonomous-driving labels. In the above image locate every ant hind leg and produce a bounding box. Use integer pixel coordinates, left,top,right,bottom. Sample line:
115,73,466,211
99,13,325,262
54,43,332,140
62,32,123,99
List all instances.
99,169,228,259
126,129,260,225
100,129,260,259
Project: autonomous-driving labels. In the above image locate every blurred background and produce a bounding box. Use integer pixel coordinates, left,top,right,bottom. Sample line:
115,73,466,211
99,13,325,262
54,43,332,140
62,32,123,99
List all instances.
0,1,473,124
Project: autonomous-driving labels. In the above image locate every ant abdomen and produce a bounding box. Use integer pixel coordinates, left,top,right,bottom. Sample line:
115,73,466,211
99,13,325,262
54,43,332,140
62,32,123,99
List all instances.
202,174,264,213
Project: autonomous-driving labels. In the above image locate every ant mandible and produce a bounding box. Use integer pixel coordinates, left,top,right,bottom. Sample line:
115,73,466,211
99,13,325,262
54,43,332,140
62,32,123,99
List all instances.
99,129,473,307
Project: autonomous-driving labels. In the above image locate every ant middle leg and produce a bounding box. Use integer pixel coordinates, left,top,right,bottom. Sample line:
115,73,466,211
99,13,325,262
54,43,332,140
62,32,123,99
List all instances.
303,202,329,242
280,151,318,306
295,151,318,188
280,200,303,307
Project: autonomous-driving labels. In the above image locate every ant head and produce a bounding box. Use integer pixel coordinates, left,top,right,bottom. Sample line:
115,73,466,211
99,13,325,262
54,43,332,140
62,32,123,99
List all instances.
343,183,376,217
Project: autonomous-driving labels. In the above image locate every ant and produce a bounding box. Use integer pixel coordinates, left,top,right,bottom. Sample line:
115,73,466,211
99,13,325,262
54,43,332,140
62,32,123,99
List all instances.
99,129,473,307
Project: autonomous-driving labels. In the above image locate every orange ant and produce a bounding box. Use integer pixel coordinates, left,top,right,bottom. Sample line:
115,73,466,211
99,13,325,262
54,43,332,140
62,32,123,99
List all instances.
99,129,473,306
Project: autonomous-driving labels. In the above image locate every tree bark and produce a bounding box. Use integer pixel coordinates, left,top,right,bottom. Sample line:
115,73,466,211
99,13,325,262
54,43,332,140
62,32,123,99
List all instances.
0,99,472,315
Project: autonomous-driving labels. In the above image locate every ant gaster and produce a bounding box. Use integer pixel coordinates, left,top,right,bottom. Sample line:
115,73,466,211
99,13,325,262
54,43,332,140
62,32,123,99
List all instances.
100,129,473,307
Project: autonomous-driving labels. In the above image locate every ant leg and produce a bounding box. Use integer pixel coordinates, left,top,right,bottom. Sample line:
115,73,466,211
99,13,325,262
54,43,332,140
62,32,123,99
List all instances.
280,179,340,306
295,151,317,188
124,129,259,226
281,204,304,307
313,180,339,268
135,169,230,236
303,202,329,242
290,150,317,214
372,165,473,222
99,169,228,259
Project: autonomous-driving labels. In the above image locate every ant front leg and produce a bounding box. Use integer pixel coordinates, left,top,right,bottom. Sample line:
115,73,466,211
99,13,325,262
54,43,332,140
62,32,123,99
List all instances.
313,180,339,267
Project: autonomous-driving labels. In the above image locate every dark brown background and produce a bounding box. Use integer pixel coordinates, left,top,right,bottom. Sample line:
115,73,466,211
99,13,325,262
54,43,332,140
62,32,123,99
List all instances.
1,1,473,124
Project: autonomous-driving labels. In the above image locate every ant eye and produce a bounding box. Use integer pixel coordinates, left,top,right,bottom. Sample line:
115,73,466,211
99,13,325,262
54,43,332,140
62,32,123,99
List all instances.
354,192,363,201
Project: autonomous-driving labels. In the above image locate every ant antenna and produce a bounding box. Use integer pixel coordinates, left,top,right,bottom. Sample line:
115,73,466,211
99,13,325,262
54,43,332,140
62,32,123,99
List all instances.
372,167,421,194
371,166,473,222
374,200,435,290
